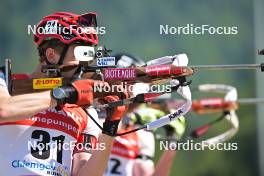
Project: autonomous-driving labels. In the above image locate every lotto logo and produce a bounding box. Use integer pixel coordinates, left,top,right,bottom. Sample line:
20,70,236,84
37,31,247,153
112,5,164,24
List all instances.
33,78,62,89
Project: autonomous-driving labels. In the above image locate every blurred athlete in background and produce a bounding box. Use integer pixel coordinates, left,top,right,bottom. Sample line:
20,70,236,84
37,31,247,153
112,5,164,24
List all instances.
104,53,186,176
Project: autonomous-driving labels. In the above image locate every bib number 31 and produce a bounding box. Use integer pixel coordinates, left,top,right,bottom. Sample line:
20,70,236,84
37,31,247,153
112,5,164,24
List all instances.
30,130,65,164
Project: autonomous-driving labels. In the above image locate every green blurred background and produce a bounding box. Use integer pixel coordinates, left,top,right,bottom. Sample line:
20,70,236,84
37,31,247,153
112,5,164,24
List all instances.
0,0,259,175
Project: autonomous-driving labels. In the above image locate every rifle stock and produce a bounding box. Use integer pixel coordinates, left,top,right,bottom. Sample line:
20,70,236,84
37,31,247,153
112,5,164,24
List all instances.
9,64,193,96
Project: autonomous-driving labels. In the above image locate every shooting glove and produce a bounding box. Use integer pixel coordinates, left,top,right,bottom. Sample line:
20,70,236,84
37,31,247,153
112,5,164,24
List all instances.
71,79,95,106
52,79,108,106
101,90,128,136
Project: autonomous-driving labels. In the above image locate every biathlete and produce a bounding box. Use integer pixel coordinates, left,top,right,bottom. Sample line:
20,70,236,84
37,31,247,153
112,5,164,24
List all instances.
0,12,128,176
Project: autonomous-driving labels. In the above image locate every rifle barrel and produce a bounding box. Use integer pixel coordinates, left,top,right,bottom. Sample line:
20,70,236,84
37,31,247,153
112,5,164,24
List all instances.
189,64,262,71
237,98,264,104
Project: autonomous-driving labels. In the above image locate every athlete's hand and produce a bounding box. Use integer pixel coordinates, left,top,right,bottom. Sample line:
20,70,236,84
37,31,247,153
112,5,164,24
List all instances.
71,79,108,106
52,79,108,106
70,79,94,106
100,87,128,136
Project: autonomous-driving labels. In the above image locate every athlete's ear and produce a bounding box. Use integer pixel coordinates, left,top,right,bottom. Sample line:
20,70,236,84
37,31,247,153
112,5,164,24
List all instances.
46,48,60,64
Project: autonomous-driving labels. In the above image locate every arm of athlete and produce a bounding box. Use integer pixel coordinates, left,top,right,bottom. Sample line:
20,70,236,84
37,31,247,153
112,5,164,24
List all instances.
133,148,176,176
72,134,115,176
152,150,176,176
132,129,155,176
0,87,57,123
72,93,128,176
133,159,155,176
0,78,102,122
133,150,176,176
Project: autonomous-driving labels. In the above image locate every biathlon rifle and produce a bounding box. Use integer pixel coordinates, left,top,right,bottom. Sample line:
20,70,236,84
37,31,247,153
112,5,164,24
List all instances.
3,55,264,96
1,53,194,96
